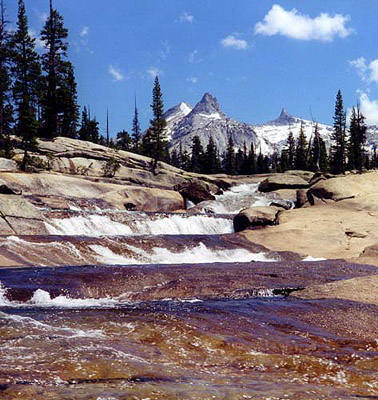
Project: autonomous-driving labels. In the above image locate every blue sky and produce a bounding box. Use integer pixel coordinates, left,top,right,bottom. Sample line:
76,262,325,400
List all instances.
6,0,378,135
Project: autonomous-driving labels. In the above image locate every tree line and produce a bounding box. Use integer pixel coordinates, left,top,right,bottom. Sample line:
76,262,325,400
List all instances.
0,0,169,173
0,0,79,167
168,90,377,175
0,1,376,175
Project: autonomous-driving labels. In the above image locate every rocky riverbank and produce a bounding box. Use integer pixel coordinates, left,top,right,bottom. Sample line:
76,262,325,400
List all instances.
0,137,377,399
238,170,378,268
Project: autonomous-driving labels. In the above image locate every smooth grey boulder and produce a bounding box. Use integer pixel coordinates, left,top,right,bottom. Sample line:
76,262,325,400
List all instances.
233,206,281,232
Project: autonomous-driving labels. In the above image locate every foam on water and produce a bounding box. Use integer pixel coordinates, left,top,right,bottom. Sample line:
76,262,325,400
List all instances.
199,183,273,214
0,283,120,310
303,256,327,262
89,242,275,265
45,215,134,236
45,214,234,236
29,289,120,308
133,214,233,235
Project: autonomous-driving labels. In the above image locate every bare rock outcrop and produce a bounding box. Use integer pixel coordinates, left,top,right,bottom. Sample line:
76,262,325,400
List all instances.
233,206,281,232
258,173,310,192
0,195,48,235
175,181,216,205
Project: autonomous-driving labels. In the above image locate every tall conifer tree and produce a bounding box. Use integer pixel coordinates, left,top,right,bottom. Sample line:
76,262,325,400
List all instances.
149,76,168,173
348,106,367,171
132,96,141,153
190,135,204,173
40,0,69,138
224,135,235,175
248,142,257,174
58,61,78,137
204,136,220,174
330,90,347,174
0,0,13,157
11,0,42,166
286,130,295,169
295,122,308,170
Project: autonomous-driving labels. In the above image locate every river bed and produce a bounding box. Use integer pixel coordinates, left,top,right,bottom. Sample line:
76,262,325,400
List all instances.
0,184,377,399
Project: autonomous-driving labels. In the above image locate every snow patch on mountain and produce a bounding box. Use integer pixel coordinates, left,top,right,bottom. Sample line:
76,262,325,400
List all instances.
165,93,377,156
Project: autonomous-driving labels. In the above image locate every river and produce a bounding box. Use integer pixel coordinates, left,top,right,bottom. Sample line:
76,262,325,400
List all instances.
0,184,377,399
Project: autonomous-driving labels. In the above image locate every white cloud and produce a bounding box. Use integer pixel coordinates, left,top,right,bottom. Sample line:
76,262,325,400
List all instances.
187,77,198,84
358,92,378,125
108,65,124,81
29,29,46,49
368,60,378,83
349,57,367,80
220,35,248,50
80,26,89,37
146,67,162,78
350,57,378,83
179,12,194,24
255,4,353,42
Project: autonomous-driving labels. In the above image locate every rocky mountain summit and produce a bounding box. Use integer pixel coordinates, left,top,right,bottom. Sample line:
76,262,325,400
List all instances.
166,93,257,156
165,93,377,156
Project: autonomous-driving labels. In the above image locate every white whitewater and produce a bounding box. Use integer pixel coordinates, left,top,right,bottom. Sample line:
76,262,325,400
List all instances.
89,242,275,265
45,213,234,236
189,183,272,215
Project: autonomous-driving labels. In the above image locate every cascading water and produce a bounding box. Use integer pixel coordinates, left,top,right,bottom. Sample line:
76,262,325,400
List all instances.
45,212,234,236
1,182,372,400
188,183,274,214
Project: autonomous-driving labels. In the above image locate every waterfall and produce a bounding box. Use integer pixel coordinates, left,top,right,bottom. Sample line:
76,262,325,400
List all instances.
45,213,234,236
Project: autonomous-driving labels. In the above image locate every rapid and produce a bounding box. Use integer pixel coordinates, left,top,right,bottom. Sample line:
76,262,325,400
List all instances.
0,183,377,399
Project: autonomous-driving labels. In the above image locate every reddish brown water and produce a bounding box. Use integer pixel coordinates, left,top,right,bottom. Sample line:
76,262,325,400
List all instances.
0,263,377,399
0,188,377,399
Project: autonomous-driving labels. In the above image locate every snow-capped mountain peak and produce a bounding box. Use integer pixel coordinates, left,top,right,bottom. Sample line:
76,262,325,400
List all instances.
167,93,256,155
268,108,299,126
190,93,223,116
163,102,193,141
164,102,192,122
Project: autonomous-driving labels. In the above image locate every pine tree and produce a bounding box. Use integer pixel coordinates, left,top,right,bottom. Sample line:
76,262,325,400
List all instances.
170,148,180,168
319,138,329,172
309,123,321,171
88,117,99,144
116,130,132,151
203,136,220,174
248,142,257,174
58,61,78,137
263,155,270,173
271,149,279,172
306,124,328,172
257,151,264,173
239,142,250,175
235,148,244,174
286,130,295,169
190,135,204,173
10,0,42,166
280,149,289,172
295,122,307,170
78,106,89,141
330,90,347,174
148,76,168,173
224,135,235,174
40,0,69,138
181,145,190,171
348,106,367,171
132,97,141,153
0,0,13,158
